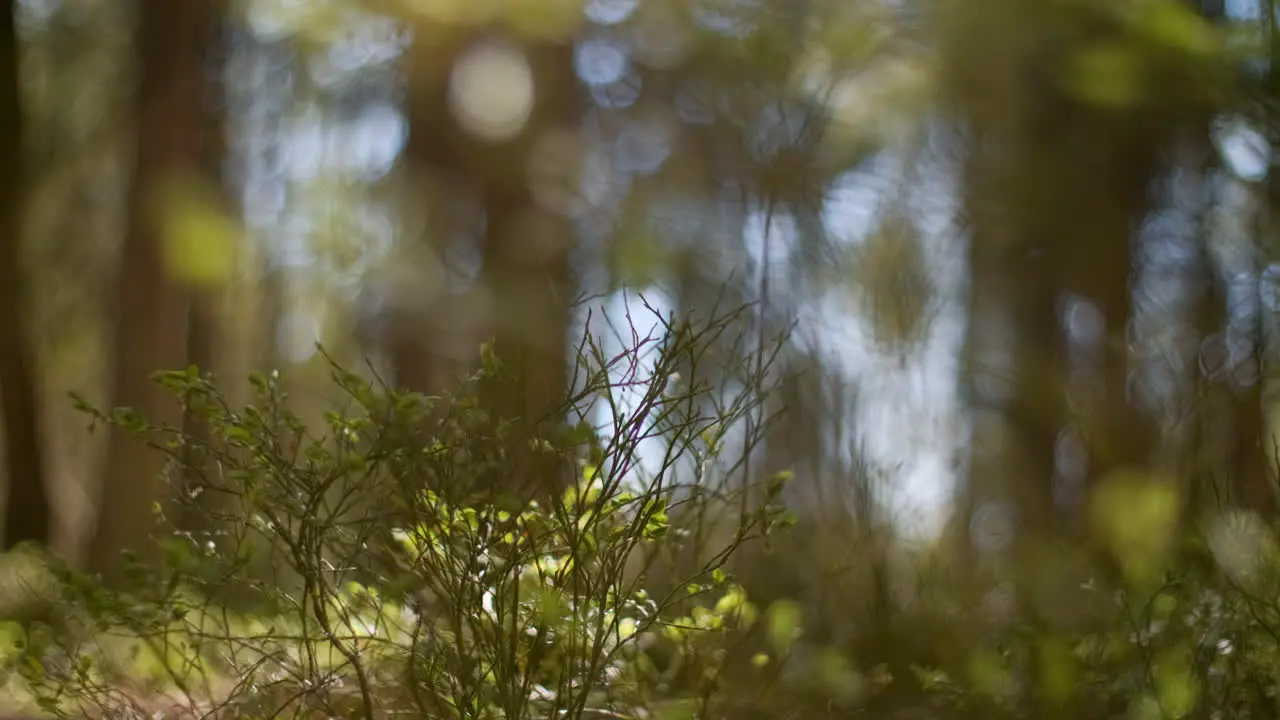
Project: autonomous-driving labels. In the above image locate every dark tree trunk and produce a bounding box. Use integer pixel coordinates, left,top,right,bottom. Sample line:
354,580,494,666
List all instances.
402,31,582,500
0,0,52,549
957,127,1068,551
942,0,1173,558
472,46,579,501
1058,112,1163,493
90,0,220,584
177,11,230,536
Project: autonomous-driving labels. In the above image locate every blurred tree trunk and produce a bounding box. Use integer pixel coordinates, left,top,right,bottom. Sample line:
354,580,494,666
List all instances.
259,265,286,373
1190,133,1273,519
376,33,493,441
473,85,578,500
475,178,575,473
0,0,52,549
956,126,1067,548
1251,0,1280,518
90,0,219,584
1146,0,1268,522
1139,130,1224,521
403,32,581,500
1059,109,1163,492
178,9,230,537
386,99,454,401
943,1,1170,555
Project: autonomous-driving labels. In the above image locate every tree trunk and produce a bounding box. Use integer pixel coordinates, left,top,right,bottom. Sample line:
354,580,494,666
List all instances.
403,31,581,500
1058,110,1163,494
89,0,219,585
475,181,576,499
0,0,52,549
942,0,1171,555
177,9,230,537
1250,1,1280,518
385,137,458,401
957,127,1067,552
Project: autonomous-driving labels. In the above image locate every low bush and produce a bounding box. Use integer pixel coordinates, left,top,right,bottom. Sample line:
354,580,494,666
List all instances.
5,299,793,719
5,299,1280,719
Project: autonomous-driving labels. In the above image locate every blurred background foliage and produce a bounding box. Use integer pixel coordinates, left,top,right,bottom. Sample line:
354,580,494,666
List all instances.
7,0,1280,716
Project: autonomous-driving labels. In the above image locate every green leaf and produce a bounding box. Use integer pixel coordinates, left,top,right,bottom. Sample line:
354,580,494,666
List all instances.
1140,1,1218,56
767,470,794,499
815,648,864,705
248,370,270,395
480,341,501,375
765,600,802,654
1063,42,1145,108
641,497,669,540
224,425,253,445
1155,648,1196,718
156,175,241,287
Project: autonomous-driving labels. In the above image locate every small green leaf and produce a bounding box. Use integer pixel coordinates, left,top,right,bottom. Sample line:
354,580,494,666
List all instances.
765,600,802,654
224,425,252,445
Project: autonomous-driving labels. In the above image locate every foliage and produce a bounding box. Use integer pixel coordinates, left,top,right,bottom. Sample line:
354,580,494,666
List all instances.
10,0,1280,718
2,312,1280,717
891,516,1280,720
0,299,796,719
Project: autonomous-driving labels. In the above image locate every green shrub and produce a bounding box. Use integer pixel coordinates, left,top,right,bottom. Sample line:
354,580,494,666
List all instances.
16,299,792,720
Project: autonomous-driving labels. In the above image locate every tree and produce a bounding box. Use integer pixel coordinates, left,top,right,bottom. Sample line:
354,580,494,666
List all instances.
177,6,232,537
89,0,222,584
0,0,53,549
399,24,583,499
941,0,1224,553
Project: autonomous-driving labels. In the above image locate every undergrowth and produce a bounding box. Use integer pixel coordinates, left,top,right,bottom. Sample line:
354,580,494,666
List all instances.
2,300,1280,719
2,298,797,719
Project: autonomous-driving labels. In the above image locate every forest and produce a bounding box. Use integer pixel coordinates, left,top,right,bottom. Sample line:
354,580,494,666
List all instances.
0,0,1278,717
